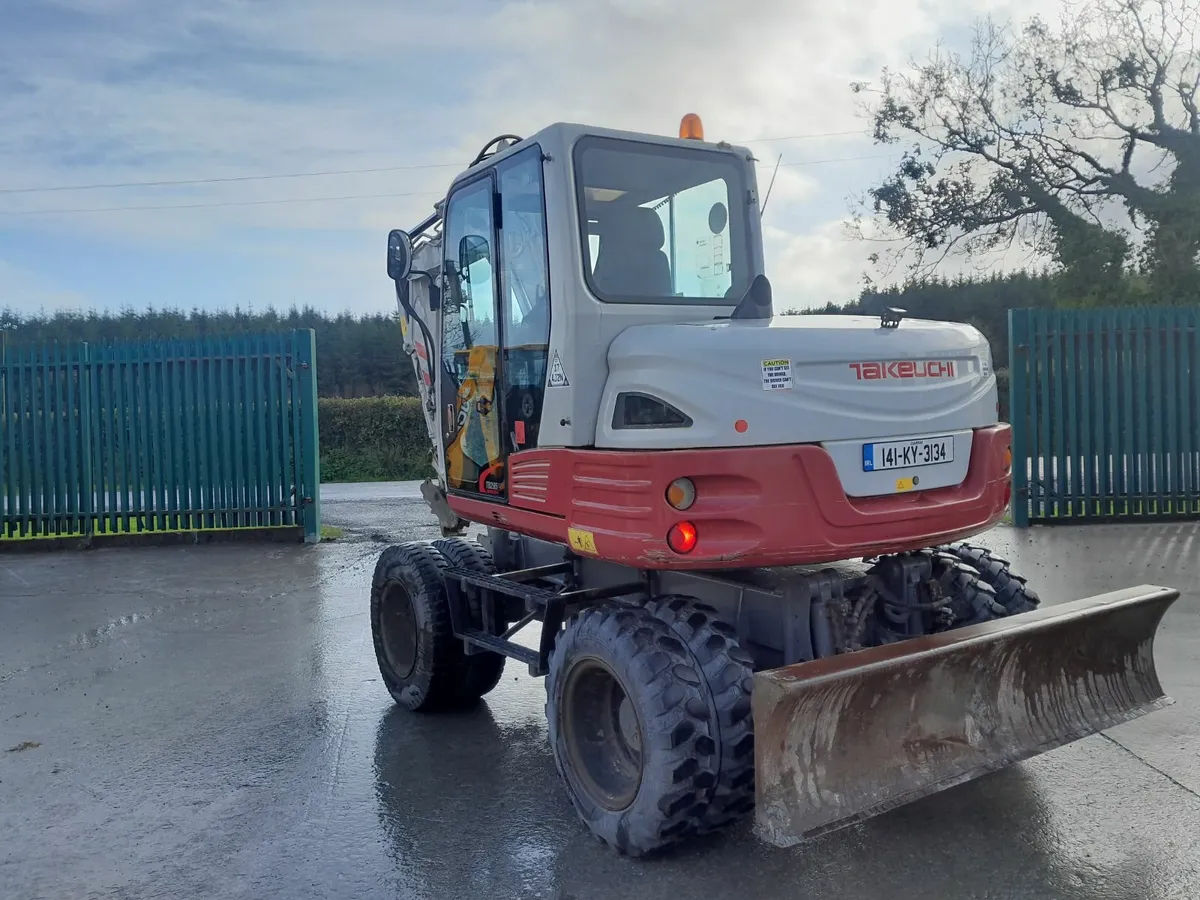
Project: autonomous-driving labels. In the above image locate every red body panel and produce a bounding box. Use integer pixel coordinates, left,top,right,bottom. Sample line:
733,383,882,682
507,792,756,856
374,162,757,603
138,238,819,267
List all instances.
447,425,1014,570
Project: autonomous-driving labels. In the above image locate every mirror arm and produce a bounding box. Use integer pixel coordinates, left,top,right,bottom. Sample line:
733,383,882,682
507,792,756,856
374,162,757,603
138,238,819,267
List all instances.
410,270,440,310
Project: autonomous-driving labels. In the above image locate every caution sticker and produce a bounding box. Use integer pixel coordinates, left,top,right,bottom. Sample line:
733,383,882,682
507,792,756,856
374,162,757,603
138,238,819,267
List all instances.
895,477,915,492
567,527,597,555
548,350,570,388
761,358,793,391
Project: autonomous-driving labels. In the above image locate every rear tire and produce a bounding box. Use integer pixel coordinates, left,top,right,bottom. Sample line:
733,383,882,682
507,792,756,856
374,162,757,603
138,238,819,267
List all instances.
938,542,1042,615
370,541,486,712
545,605,720,857
433,536,507,698
644,596,756,833
928,550,1008,627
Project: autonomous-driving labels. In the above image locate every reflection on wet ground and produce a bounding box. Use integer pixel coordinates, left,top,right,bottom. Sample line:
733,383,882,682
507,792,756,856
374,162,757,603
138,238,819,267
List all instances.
2,493,1198,899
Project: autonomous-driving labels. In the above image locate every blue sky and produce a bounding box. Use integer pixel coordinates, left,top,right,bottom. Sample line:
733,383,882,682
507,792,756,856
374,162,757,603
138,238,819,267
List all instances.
0,0,1041,319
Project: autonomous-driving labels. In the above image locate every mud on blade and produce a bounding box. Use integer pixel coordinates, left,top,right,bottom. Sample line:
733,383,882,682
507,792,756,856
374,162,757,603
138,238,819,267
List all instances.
752,585,1179,848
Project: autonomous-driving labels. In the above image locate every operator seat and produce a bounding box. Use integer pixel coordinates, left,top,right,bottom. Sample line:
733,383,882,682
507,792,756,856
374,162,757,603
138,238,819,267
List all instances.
592,205,673,296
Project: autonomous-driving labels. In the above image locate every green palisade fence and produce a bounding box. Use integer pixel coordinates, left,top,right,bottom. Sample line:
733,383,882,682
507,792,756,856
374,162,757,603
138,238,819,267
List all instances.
0,330,321,544
1009,307,1200,526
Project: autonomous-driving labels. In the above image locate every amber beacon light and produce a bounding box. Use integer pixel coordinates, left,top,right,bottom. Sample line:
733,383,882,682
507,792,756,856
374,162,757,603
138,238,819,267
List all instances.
679,113,704,140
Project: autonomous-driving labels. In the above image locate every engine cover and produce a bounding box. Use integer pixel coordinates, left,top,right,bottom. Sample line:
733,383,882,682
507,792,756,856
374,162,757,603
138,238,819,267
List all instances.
595,314,997,452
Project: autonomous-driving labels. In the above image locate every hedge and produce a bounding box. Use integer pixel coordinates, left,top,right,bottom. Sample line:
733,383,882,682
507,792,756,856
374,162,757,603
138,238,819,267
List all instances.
996,369,1010,422
318,396,434,483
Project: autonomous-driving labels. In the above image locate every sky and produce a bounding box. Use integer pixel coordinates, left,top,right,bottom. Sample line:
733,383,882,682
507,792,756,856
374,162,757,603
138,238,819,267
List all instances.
0,0,1047,320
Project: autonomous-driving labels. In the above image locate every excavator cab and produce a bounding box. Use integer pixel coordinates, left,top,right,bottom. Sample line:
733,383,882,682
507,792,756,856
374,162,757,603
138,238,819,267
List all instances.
386,117,767,508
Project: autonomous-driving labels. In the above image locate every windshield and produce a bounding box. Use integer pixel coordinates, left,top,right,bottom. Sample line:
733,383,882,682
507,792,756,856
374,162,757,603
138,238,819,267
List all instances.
573,136,752,305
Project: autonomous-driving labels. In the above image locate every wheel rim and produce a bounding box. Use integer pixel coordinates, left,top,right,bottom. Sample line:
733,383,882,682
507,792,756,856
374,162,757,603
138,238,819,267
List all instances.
560,656,643,811
380,582,418,679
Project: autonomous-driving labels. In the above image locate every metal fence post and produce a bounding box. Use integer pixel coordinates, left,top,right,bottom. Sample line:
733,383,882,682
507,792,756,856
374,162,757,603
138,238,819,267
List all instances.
79,342,96,538
1008,309,1030,528
0,331,6,540
295,328,321,542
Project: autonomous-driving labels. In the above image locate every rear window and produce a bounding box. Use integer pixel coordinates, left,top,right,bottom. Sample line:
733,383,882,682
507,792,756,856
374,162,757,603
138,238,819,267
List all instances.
573,136,752,305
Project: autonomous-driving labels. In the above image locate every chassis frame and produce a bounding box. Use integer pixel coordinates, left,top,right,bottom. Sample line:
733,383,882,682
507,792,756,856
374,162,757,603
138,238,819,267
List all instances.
442,527,951,677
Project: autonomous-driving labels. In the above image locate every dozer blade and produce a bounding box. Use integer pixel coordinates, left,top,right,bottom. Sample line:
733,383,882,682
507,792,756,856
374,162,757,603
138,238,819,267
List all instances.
752,584,1179,848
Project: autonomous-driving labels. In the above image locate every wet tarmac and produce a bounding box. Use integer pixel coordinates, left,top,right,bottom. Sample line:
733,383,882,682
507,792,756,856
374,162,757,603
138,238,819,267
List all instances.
2,484,1198,900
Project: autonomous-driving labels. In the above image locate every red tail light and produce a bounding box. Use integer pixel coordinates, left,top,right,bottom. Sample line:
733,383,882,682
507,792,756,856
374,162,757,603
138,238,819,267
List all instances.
667,522,698,554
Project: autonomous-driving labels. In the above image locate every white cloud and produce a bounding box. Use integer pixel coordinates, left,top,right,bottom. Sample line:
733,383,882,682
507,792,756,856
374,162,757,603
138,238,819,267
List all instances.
0,0,1056,313
0,259,91,315
765,220,873,309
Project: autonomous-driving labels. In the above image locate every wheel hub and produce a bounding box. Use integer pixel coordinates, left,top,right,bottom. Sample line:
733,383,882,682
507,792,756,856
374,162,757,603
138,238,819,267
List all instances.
561,657,643,811
380,582,418,679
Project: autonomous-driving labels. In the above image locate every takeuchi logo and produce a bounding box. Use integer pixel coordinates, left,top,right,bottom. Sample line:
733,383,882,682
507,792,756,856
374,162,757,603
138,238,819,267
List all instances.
849,360,956,380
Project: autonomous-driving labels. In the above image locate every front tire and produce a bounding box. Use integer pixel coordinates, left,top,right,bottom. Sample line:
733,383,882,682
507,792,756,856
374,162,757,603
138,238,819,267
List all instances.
370,541,485,713
938,542,1041,615
545,605,721,857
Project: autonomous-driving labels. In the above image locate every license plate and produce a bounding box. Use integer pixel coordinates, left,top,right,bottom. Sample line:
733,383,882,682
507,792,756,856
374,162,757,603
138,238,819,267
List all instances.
863,435,954,472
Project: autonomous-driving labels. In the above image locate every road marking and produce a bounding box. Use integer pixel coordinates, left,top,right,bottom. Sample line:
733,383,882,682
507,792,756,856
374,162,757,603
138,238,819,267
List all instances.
1100,733,1200,801
2,566,29,587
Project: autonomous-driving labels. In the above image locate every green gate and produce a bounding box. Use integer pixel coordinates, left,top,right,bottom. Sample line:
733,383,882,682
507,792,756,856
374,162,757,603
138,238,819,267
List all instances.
0,330,321,544
1008,308,1200,527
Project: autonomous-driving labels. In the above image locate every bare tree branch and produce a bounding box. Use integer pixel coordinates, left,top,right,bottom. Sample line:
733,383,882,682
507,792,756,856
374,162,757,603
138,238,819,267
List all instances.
850,0,1200,299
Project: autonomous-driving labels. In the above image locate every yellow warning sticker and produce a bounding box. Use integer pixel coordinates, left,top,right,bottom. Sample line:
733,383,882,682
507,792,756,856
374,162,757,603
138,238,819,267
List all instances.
567,527,598,555
761,358,794,391
895,477,915,492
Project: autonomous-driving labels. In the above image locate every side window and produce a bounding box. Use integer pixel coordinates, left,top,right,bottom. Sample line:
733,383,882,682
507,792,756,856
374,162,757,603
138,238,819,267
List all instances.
439,177,505,497
442,178,498,367
496,147,551,450
644,177,733,298
498,150,550,346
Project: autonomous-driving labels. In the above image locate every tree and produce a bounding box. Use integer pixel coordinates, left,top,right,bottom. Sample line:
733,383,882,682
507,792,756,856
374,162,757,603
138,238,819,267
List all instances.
851,0,1200,304
0,305,419,399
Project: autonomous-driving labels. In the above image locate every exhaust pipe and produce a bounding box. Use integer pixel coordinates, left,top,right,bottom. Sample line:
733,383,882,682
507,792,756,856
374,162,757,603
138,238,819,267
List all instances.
752,585,1179,848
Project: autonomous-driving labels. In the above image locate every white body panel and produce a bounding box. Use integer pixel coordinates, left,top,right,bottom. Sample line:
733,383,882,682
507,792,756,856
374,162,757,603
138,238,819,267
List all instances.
596,314,995,448
593,314,997,495
390,121,1000,505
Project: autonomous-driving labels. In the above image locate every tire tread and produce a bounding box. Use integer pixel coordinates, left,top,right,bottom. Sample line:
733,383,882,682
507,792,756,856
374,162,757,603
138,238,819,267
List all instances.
937,542,1042,615
545,605,721,857
433,537,506,697
645,596,757,831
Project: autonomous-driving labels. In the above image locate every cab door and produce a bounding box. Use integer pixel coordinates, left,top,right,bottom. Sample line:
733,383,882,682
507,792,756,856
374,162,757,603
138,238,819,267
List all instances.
439,174,506,499
495,145,552,454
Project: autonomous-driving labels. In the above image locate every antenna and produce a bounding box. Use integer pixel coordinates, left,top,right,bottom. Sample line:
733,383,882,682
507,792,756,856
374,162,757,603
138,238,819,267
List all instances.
760,153,782,218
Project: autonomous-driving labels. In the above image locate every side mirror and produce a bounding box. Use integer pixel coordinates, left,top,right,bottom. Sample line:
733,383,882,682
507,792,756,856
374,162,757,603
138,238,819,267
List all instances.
459,234,490,277
387,229,413,282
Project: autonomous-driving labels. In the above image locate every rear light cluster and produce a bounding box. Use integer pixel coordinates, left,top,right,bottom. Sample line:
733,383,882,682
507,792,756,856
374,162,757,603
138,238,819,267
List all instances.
665,477,698,553
665,478,695,511
668,522,698,554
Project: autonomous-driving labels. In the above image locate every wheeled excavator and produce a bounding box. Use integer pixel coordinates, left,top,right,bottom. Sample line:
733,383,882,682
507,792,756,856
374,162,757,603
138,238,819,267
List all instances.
370,114,1179,856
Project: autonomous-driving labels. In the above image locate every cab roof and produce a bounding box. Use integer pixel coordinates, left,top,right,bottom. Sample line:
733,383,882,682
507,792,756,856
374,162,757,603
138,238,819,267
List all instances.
446,121,756,192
